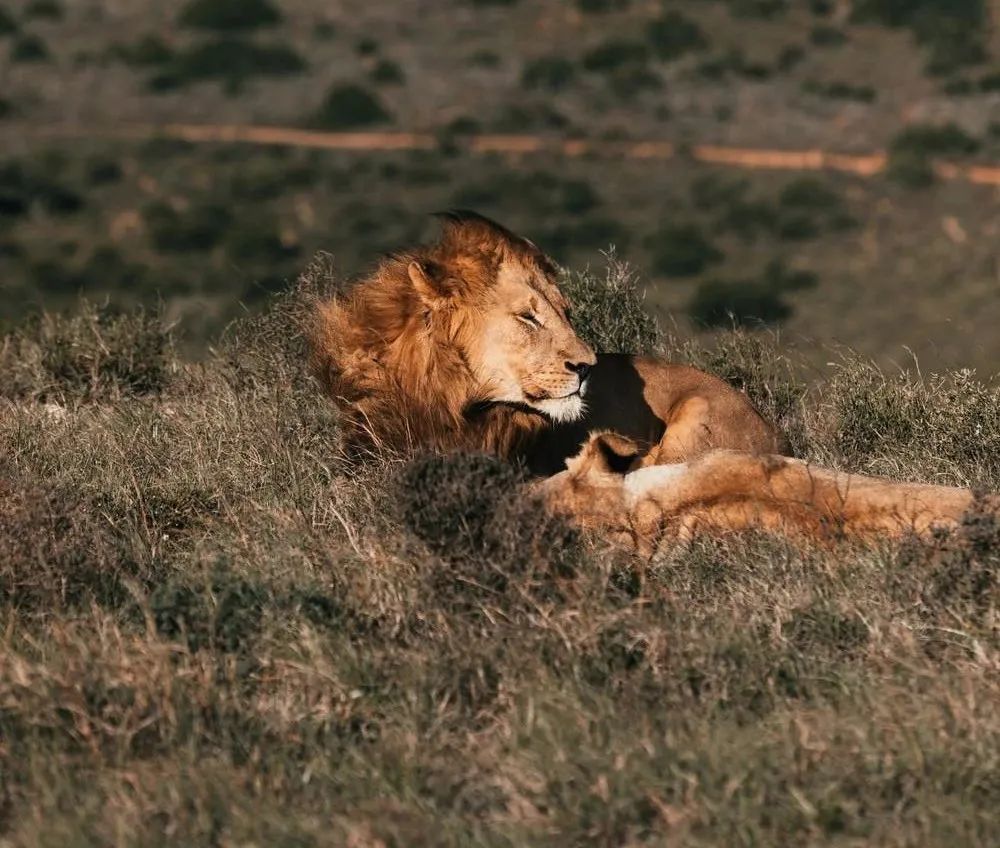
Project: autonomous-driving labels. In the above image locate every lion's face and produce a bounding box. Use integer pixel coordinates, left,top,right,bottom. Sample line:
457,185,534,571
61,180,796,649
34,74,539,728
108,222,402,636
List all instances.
409,250,596,423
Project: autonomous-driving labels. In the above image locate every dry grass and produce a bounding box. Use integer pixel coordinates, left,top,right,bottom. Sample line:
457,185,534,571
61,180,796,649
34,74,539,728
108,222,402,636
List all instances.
0,256,996,846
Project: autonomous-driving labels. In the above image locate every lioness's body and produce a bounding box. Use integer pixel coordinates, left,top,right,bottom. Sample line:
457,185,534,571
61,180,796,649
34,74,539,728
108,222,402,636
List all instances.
539,433,994,558
524,354,785,475
311,211,782,472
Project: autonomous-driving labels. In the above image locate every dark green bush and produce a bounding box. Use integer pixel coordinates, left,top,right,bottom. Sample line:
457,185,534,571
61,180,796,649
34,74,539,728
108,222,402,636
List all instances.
646,11,708,61
312,83,392,130
11,32,49,61
178,0,282,31
370,58,405,85
0,160,83,217
809,25,847,46
521,56,576,91
24,0,62,20
0,6,18,36
688,279,791,328
687,259,817,328
729,0,788,18
143,201,231,253
647,223,723,277
576,0,630,11
86,155,123,185
581,40,648,72
802,80,876,102
149,39,306,94
108,34,174,67
0,97,13,120
886,122,980,187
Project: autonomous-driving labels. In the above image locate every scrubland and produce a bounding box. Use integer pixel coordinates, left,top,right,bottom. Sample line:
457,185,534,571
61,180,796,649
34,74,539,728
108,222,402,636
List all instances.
0,258,996,846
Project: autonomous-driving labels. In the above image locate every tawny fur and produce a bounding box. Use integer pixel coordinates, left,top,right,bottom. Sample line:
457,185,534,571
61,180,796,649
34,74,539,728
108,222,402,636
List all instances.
538,433,999,558
309,212,784,471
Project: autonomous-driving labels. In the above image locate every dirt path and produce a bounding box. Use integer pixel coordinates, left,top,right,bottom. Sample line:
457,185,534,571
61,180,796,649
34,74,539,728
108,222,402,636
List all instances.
15,122,1000,186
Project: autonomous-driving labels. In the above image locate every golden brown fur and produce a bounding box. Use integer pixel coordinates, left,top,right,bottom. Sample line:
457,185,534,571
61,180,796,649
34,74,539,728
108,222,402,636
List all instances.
310,212,784,472
538,433,999,558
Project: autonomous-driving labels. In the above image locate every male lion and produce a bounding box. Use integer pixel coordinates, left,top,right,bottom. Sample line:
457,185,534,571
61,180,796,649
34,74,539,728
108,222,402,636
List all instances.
537,432,998,558
310,211,785,472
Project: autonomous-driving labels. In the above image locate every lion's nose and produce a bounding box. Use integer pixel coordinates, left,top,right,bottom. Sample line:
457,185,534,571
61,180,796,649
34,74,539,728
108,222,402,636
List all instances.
565,361,591,382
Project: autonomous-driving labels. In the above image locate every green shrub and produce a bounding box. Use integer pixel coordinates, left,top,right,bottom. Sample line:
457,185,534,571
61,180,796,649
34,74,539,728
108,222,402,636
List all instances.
312,83,392,129
0,97,13,120
370,58,405,85
576,0,630,10
521,56,576,91
647,223,723,277
886,122,980,187
558,252,662,355
688,279,791,328
355,36,378,56
148,39,306,94
108,34,174,67
776,44,805,72
0,159,83,217
687,259,817,328
646,11,708,61
0,6,17,36
0,301,175,402
86,155,123,185
729,0,788,18
24,0,62,20
696,47,772,81
802,79,876,102
178,0,282,31
809,25,847,46
581,40,648,72
11,32,49,61
143,201,231,253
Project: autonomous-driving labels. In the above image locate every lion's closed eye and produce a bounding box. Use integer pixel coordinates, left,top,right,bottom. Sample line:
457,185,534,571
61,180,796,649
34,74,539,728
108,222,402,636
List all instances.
517,312,542,329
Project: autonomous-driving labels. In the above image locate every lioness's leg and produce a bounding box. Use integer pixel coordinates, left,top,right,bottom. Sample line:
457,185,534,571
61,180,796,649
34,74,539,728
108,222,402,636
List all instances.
641,397,713,465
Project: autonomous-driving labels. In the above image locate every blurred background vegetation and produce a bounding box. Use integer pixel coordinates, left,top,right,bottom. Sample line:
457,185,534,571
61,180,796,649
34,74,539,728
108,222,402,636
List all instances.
1,0,999,371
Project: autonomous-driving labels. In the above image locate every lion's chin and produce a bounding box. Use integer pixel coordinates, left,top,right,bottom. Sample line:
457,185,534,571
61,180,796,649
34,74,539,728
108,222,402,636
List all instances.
532,393,586,424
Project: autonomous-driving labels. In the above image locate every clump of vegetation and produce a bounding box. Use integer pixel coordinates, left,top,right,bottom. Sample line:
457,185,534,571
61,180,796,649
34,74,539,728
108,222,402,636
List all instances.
729,0,788,18
0,159,84,218
886,122,980,187
142,200,231,253
24,0,62,20
311,83,392,129
521,56,576,91
0,301,175,402
576,0,630,11
853,0,987,76
559,251,663,354
148,38,306,94
688,258,817,329
802,79,876,102
809,24,847,46
107,34,174,68
369,58,405,85
178,0,282,31
646,10,708,61
10,32,49,61
0,6,18,36
646,222,723,277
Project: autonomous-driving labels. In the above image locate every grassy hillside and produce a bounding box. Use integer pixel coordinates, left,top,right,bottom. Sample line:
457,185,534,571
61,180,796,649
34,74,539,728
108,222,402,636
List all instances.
0,267,997,845
2,0,1000,372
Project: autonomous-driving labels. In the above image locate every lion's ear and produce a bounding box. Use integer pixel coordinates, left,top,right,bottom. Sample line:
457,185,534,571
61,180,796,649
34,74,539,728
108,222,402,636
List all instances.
408,260,453,308
568,432,642,477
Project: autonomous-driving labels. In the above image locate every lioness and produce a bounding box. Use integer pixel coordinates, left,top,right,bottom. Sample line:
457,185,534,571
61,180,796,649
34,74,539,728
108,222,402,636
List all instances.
538,432,997,558
310,210,785,473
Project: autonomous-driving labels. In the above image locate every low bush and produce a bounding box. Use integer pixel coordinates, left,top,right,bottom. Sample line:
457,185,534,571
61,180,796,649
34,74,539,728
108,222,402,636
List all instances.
10,32,49,61
646,11,708,61
558,251,663,355
887,122,980,187
802,79,876,102
0,5,17,36
0,159,84,217
148,38,306,94
178,0,282,31
24,0,62,20
107,34,174,67
646,222,723,277
369,58,405,85
311,83,392,130
521,56,576,91
0,301,175,402
142,200,231,253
